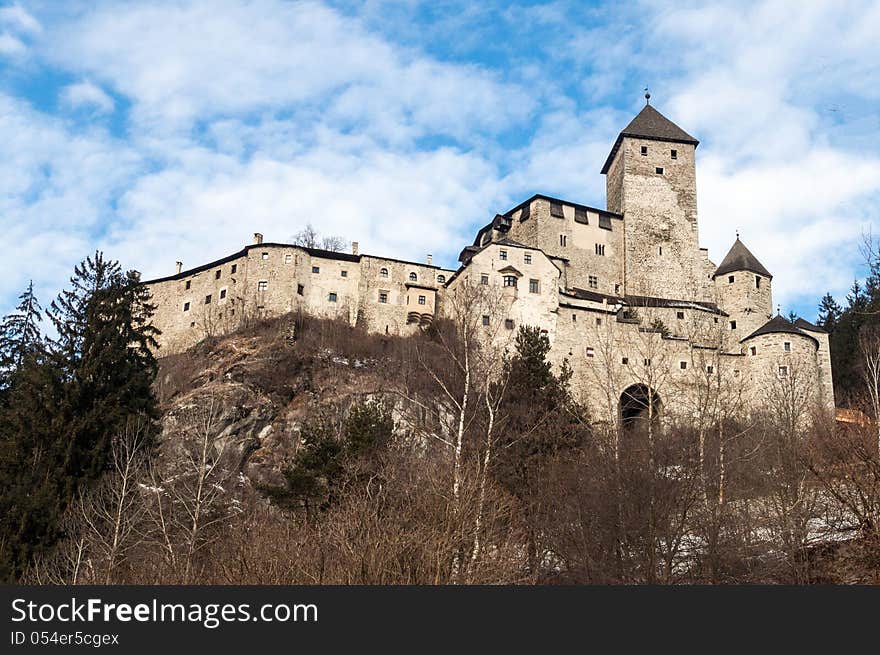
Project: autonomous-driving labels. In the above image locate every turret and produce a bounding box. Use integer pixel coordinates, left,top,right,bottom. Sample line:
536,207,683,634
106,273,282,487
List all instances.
713,237,772,339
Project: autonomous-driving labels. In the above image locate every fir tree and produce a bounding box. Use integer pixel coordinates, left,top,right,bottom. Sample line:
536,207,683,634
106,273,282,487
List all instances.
817,293,842,332
0,281,44,386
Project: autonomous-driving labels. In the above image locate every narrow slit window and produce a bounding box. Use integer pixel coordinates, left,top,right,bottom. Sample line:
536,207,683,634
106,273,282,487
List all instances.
671,149,677,159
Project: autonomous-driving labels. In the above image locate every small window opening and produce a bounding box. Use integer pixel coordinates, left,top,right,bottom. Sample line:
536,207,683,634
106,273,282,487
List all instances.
499,250,508,261
671,149,677,159
529,279,540,294
524,253,532,264
655,167,664,174
378,292,388,304
231,264,237,274
297,284,304,296
778,366,789,378
755,276,762,289
588,275,598,289
261,252,269,260
418,295,426,305
676,311,685,320
784,342,791,352
622,357,629,365
185,280,191,290
480,274,489,285
640,146,648,156
749,346,757,356
504,319,514,330
380,267,389,278
183,302,190,312
257,280,268,292
204,294,212,304
482,315,490,326
728,275,735,284
437,274,446,283
595,243,605,256
312,266,320,274
215,270,221,280
219,289,226,299
341,270,347,278
328,292,337,303
559,234,567,247
680,361,688,370
730,320,737,330
409,272,417,281
503,275,517,288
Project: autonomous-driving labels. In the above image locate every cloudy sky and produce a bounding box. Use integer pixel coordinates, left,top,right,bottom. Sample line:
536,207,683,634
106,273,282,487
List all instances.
1,0,879,320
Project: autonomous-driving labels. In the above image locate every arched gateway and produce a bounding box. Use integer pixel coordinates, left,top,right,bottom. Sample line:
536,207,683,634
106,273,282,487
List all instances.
619,384,662,429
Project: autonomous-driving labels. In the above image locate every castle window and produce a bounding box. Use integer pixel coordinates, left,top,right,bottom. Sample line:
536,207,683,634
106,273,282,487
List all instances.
572,314,577,322
257,280,268,292
644,358,651,366
655,167,664,174
659,246,663,255
755,275,762,289
328,292,337,303
680,361,688,370
482,315,490,326
183,302,190,312
622,357,628,365
285,254,292,264
231,264,237,274
524,253,532,264
784,341,791,352
480,274,489,285
190,321,195,328
418,295,426,305
596,317,602,326
730,320,737,330
728,275,735,284
231,309,235,316
499,250,508,261
185,280,191,290
379,291,388,304
614,284,621,294
559,234,567,247
437,274,446,283
586,347,595,358
504,319,515,330
588,275,598,289
595,243,605,256
380,267,389,278
341,270,347,277
409,272,417,281
734,369,740,377
750,346,757,356
297,284,304,296
707,365,714,374
205,294,212,304
215,270,221,280
671,149,677,159
640,146,648,156
262,252,269,260
778,365,789,378
312,266,320,274
529,279,540,294
714,317,719,323
219,289,227,300
503,275,517,288
550,202,565,218
676,311,685,320
574,207,588,224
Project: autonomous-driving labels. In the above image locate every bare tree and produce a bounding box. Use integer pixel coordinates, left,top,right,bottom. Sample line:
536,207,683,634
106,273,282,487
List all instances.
292,223,349,253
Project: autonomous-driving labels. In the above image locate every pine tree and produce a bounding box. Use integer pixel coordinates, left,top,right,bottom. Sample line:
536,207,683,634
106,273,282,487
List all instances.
0,281,44,386
817,293,842,332
49,254,160,485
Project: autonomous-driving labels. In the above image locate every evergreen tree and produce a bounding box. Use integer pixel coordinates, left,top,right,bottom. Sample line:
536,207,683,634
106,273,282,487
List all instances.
0,281,44,387
817,293,842,332
0,252,160,580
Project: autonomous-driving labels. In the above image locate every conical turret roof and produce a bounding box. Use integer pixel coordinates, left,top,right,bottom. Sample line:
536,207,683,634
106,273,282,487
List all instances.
713,238,772,278
601,104,699,173
742,314,818,347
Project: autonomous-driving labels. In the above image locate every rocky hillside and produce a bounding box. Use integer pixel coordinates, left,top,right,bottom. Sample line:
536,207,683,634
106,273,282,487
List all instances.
153,313,408,489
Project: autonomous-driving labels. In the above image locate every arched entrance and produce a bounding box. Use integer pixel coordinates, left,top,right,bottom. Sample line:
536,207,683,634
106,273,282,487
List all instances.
619,384,662,429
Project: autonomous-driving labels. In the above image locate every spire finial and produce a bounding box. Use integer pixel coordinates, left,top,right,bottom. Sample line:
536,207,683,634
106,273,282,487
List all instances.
735,229,739,239
776,303,781,316
644,86,651,105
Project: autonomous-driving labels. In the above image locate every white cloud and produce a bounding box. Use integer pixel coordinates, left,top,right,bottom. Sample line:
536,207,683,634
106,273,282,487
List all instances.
43,0,531,140
0,31,25,55
0,4,41,34
61,80,115,114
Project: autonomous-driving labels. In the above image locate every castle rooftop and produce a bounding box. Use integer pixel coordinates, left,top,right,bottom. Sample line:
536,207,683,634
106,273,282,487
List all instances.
742,314,819,347
601,104,699,174
714,237,772,278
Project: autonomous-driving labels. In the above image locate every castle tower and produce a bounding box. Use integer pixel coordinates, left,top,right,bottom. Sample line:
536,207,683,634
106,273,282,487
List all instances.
601,100,701,300
713,237,773,339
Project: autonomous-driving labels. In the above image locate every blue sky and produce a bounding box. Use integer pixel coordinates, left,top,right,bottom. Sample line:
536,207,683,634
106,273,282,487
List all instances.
1,0,879,321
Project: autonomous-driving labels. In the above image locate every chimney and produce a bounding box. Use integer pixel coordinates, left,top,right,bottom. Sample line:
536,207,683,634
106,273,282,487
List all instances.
175,261,183,274
253,232,263,245
426,253,433,266
352,241,359,256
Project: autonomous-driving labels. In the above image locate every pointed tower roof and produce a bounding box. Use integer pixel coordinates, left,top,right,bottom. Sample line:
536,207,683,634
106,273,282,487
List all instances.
713,238,772,278
742,314,819,347
601,104,699,174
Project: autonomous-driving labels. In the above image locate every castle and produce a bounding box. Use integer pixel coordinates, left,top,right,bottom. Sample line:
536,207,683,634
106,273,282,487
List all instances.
144,100,835,423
